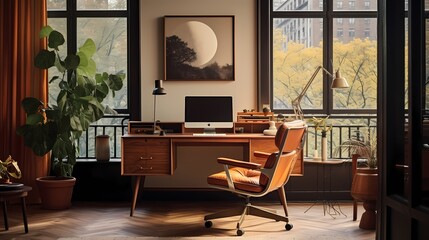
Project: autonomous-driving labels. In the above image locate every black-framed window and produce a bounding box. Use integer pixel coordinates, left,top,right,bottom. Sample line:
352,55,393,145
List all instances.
47,0,140,159
260,0,377,116
47,0,140,119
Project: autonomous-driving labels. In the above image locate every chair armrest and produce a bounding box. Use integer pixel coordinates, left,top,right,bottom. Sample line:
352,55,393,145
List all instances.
253,151,271,158
253,151,292,158
217,157,262,170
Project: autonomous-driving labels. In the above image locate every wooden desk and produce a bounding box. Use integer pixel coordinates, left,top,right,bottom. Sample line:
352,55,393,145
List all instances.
121,133,303,216
0,186,32,233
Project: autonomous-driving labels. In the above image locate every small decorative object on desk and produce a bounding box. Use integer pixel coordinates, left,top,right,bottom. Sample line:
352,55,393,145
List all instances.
263,121,278,136
0,155,22,184
96,135,111,162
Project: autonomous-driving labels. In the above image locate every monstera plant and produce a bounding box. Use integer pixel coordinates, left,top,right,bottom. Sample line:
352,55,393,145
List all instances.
17,26,125,177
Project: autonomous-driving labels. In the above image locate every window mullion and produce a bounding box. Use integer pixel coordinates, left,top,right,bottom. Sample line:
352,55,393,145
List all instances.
325,0,333,114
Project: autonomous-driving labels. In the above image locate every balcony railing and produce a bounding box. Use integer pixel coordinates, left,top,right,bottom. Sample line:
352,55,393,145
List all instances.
77,115,377,161
304,117,377,159
77,115,129,160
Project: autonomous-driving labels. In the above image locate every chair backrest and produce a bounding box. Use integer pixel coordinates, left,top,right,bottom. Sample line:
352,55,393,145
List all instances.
264,120,307,193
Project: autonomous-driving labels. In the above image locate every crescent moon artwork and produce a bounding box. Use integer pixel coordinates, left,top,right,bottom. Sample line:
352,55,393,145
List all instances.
164,16,235,81
173,21,218,67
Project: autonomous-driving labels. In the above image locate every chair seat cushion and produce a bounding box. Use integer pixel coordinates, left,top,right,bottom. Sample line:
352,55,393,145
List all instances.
207,167,269,193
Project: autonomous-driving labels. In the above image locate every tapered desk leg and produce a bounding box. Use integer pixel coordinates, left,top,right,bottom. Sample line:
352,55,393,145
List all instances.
130,176,145,217
2,201,8,230
21,197,28,233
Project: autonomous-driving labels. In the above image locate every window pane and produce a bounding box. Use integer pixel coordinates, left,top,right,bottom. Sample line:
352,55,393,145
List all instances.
273,0,322,11
47,18,67,105
77,18,128,109
334,0,377,11
273,18,323,111
332,18,377,109
47,0,66,10
77,0,127,10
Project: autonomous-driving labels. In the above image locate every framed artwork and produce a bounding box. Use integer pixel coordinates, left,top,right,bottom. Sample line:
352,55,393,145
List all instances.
164,15,235,81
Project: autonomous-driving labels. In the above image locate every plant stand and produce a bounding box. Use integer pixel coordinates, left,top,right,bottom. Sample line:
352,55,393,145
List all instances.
351,169,378,230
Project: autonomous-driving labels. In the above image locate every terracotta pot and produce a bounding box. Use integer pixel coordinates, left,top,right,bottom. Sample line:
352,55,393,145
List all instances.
36,176,76,210
351,168,378,230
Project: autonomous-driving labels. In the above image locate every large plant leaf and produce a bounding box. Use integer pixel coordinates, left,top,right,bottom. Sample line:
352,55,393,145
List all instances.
64,54,80,70
107,72,125,91
21,97,43,114
95,81,109,100
57,90,68,115
78,58,96,77
48,30,65,50
39,25,53,38
79,38,96,58
52,160,74,177
74,85,90,97
70,115,84,131
52,136,71,161
17,122,57,156
34,50,56,69
26,113,44,125
45,108,59,121
77,51,88,68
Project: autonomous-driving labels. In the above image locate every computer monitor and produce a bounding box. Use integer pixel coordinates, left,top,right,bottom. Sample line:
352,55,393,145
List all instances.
184,96,233,134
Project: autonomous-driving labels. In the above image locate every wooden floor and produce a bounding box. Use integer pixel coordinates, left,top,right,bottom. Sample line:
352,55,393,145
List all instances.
0,200,375,240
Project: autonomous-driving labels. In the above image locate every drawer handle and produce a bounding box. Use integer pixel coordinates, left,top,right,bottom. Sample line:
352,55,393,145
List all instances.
139,166,153,170
140,156,153,160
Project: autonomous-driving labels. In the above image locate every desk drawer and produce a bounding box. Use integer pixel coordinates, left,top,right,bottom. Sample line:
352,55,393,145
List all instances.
122,138,171,175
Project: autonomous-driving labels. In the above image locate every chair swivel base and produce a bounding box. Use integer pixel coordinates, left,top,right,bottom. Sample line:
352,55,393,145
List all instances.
204,202,293,236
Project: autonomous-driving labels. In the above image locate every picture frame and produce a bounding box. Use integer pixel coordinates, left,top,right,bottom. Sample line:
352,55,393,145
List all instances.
164,15,235,81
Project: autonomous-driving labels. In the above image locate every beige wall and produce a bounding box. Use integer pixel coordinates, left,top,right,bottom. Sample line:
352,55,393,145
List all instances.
140,0,257,187
140,0,257,122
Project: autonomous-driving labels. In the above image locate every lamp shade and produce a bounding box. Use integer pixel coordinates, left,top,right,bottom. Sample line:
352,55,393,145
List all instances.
153,79,167,95
331,70,349,88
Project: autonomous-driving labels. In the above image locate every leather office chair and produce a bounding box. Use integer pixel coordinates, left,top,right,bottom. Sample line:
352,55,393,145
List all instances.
204,120,307,236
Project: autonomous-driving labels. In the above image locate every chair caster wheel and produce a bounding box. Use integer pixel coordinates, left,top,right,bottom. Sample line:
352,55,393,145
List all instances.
205,221,213,228
285,223,293,231
237,229,245,236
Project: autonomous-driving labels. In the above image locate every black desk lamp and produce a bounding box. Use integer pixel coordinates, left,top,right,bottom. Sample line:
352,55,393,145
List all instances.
152,79,166,135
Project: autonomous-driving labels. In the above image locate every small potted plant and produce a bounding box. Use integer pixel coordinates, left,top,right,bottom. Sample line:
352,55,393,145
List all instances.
337,128,377,168
16,26,125,209
0,155,22,184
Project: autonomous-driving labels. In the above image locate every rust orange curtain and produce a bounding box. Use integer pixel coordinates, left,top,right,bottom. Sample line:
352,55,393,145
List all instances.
0,0,49,203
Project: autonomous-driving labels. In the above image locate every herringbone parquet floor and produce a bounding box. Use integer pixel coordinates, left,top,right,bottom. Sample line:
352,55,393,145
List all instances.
0,201,375,240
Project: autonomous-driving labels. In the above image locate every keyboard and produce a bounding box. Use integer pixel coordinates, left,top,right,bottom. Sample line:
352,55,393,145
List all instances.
193,133,227,136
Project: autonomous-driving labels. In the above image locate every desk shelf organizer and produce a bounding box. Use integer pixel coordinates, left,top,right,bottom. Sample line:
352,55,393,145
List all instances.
237,111,274,122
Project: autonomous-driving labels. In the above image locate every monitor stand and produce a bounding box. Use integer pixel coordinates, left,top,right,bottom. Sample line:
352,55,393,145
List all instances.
203,128,216,134
193,128,226,136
